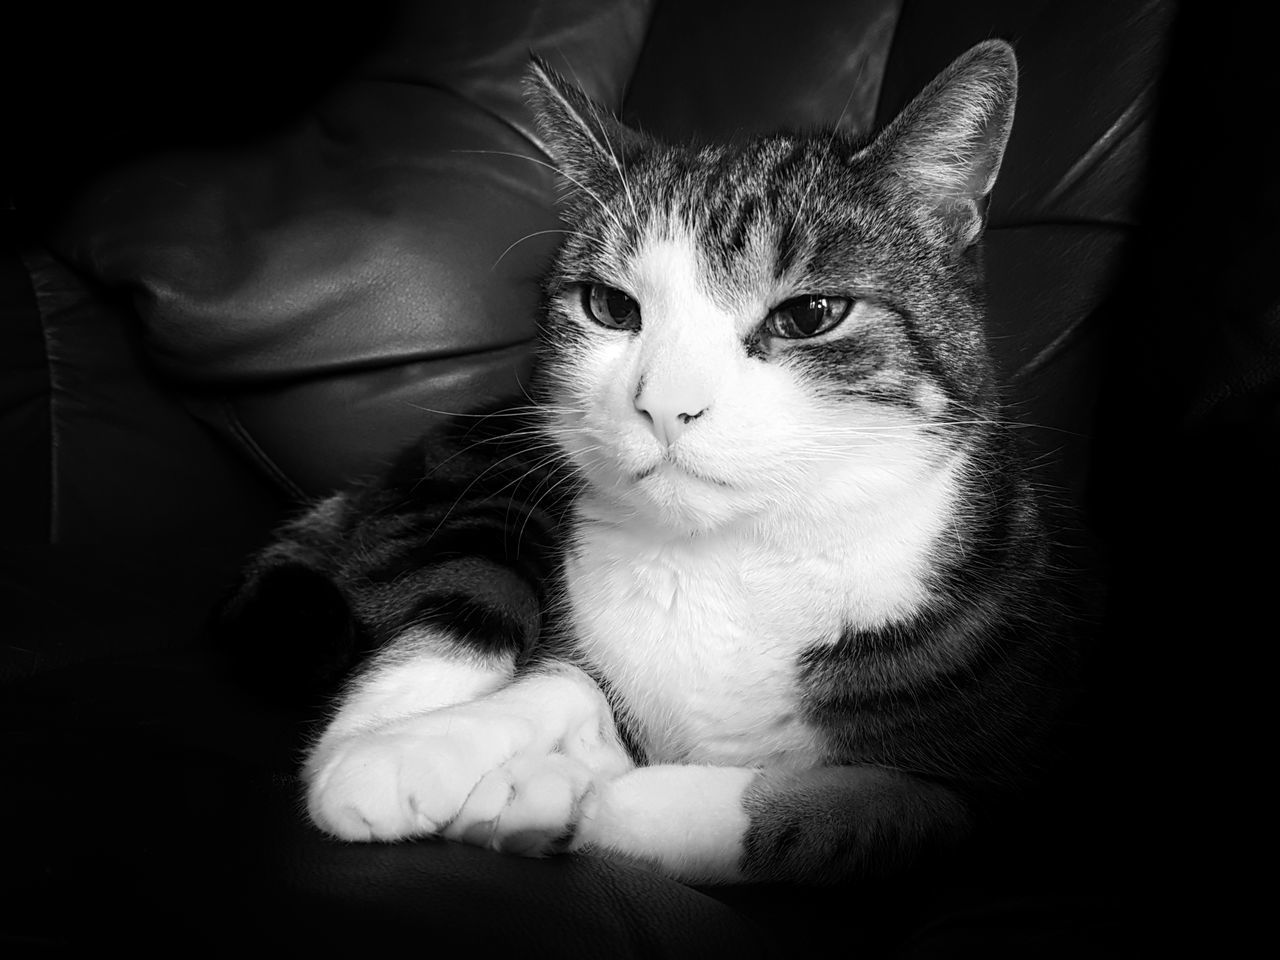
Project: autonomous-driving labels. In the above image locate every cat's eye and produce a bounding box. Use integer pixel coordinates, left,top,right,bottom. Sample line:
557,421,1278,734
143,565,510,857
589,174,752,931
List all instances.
765,294,852,339
584,284,642,331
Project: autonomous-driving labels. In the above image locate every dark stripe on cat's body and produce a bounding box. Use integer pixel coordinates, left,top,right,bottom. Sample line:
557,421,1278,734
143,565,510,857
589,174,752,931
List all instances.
722,194,761,257
359,522,546,593
774,219,804,281
793,332,926,413
222,408,571,693
740,766,969,884
402,591,536,659
801,613,1036,732
885,304,976,407
796,430,1068,787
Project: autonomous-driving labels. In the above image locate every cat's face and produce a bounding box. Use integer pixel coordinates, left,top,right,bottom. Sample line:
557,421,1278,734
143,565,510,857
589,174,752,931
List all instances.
527,44,1016,533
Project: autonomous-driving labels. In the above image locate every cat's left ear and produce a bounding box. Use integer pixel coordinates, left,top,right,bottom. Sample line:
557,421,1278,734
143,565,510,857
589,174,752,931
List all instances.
872,40,1017,248
525,56,647,188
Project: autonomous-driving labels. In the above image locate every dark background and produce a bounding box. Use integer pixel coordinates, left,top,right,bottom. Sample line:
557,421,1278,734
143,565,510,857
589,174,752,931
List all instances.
3,1,1275,953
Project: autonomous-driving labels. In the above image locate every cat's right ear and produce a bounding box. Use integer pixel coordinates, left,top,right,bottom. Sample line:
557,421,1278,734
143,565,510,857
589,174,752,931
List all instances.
870,40,1018,249
525,56,646,187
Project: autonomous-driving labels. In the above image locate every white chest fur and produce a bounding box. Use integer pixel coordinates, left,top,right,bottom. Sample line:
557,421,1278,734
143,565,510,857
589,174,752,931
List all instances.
563,471,955,767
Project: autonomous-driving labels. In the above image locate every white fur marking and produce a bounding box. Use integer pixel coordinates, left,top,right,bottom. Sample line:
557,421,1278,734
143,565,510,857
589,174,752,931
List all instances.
574,765,756,882
305,662,633,846
548,222,965,767
568,449,961,766
322,641,513,742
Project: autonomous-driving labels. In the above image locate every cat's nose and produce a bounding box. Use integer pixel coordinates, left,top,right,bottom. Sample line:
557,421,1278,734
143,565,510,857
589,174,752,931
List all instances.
634,390,709,448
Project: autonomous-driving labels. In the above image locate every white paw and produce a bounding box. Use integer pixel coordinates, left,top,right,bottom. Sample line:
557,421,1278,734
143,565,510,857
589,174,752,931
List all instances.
571,765,755,882
305,669,633,855
439,750,600,855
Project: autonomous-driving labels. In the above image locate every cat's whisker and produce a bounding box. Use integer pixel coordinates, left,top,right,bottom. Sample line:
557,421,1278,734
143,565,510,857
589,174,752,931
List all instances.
490,228,603,271
399,401,577,424
786,74,863,247
560,56,643,229
417,444,561,540
407,432,545,490
451,148,627,235
515,456,597,552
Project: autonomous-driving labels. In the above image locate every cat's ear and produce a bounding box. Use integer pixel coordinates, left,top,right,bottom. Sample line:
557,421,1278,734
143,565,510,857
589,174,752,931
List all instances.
525,56,646,186
871,40,1017,248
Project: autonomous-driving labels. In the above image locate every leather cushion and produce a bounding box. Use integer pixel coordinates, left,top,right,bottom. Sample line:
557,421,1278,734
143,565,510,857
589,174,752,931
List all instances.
37,0,1172,503
41,0,656,494
0,649,778,955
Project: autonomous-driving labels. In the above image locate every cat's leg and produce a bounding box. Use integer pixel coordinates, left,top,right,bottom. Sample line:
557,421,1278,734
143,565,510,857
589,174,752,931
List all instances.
572,764,969,884
306,656,634,851
220,413,627,848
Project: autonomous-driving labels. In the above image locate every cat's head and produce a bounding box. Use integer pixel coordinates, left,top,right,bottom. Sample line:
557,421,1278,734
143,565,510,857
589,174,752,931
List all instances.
525,43,1017,533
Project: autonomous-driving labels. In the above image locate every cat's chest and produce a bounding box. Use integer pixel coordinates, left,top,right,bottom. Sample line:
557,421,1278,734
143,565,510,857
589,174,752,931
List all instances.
563,517,864,767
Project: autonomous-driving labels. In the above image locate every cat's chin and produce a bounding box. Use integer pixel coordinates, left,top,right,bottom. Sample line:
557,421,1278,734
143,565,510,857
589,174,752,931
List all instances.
621,462,754,533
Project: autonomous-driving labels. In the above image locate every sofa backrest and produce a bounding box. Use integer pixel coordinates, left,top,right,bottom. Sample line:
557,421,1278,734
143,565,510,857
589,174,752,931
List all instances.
31,0,1175,507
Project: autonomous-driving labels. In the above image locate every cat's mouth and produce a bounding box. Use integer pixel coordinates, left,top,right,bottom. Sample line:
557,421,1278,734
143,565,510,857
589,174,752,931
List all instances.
632,458,733,489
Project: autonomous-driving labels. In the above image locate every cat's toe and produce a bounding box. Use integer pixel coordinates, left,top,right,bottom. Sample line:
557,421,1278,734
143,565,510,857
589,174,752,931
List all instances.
489,754,596,857
307,735,415,840
307,730,478,841
558,716,635,780
441,766,514,844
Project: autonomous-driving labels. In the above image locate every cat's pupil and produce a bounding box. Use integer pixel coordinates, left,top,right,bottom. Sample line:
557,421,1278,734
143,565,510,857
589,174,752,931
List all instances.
791,297,828,335
586,284,641,330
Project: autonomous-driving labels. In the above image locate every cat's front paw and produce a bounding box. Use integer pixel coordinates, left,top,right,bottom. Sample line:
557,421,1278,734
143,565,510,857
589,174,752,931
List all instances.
305,673,633,854
438,750,602,856
306,708,523,842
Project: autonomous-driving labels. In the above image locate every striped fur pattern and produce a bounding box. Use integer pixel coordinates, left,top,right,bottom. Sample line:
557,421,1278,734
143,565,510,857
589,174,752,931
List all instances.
225,41,1073,885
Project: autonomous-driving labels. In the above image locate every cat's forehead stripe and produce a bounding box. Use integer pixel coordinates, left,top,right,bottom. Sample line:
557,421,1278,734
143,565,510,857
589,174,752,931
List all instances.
566,138,870,302
692,142,867,293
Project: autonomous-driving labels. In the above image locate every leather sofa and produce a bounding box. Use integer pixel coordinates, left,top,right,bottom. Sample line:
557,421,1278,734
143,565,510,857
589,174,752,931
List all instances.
4,0,1271,953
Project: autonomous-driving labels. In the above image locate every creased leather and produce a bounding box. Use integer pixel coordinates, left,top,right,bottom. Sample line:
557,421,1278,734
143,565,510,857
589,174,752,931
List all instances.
625,0,903,143
37,0,1175,498
877,0,1176,229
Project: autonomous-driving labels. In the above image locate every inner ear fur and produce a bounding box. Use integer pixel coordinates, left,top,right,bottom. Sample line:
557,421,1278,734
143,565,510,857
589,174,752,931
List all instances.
871,40,1018,247
525,56,649,187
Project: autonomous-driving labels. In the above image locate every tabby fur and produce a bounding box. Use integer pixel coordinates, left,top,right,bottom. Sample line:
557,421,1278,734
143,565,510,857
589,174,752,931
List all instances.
224,40,1074,885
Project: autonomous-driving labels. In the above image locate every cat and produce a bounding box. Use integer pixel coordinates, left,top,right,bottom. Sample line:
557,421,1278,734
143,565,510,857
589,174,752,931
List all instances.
223,39,1076,885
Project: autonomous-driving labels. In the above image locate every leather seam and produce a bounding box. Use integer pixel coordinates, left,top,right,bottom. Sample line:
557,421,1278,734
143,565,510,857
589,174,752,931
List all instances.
217,401,308,501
